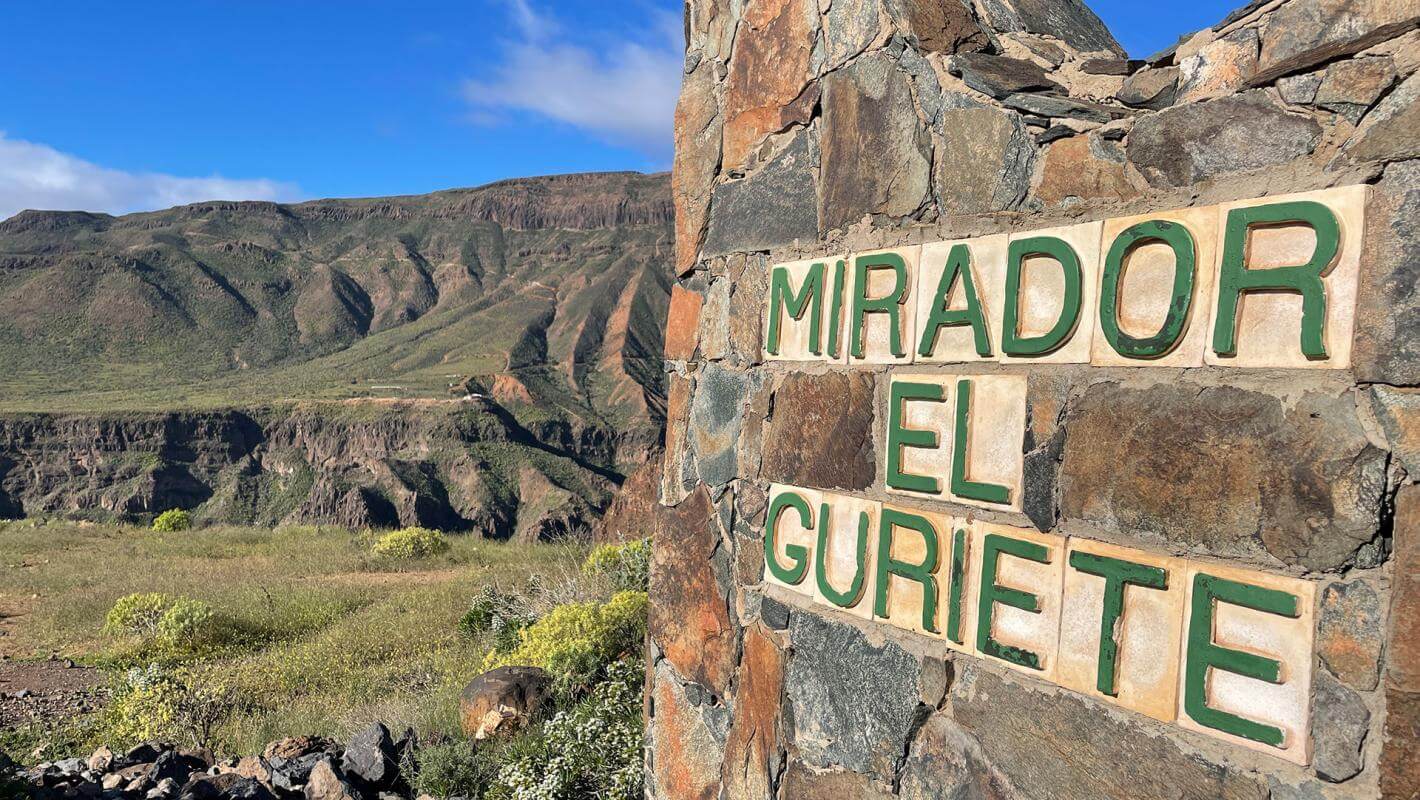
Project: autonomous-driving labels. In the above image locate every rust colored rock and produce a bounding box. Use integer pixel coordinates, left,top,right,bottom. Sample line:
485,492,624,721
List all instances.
1381,689,1420,799
721,0,817,170
661,373,694,506
1316,579,1384,691
652,486,736,694
650,662,723,800
892,0,991,54
262,736,335,761
664,285,704,361
762,371,877,491
1354,160,1420,384
458,666,553,740
1059,382,1386,572
1371,386,1420,477
1035,133,1137,205
1390,485,1420,694
720,626,785,799
779,760,896,799
593,454,662,544
673,64,724,276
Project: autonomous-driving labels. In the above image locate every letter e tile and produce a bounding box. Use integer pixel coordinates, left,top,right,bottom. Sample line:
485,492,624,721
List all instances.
974,524,1066,680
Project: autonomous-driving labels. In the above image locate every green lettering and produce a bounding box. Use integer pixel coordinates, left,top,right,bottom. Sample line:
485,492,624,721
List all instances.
1099,220,1197,359
951,378,1011,505
814,502,870,609
918,244,992,358
1002,236,1083,356
945,527,969,645
826,259,847,358
874,508,941,633
851,252,909,359
1211,200,1340,360
766,262,827,356
976,533,1049,670
764,490,813,585
886,380,945,494
1067,550,1169,696
1183,573,1298,747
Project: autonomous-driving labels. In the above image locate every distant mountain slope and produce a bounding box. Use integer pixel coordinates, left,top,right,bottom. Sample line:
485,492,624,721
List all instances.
0,172,673,535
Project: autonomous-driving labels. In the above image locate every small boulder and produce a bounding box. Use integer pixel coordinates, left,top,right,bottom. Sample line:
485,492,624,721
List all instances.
268,753,324,795
948,52,1063,98
459,666,553,741
263,736,335,762
148,777,181,799
304,759,358,800
340,721,401,788
86,745,114,773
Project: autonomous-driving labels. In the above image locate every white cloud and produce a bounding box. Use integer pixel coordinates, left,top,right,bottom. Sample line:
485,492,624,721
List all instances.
0,132,301,221
462,2,682,162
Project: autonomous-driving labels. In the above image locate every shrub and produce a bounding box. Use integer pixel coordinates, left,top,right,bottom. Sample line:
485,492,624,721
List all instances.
458,586,535,654
155,598,218,648
581,538,650,592
494,659,644,800
151,509,192,533
413,739,505,799
104,665,234,751
104,593,176,637
372,527,450,560
484,591,647,695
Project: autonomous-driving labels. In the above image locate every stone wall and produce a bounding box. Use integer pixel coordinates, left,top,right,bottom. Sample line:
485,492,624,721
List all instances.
651,0,1419,798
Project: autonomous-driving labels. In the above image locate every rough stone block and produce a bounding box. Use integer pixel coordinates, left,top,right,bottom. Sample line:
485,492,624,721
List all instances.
785,611,924,780
1309,670,1369,782
1315,578,1384,691
847,246,921,365
1176,27,1260,103
897,714,1012,800
1389,485,1420,694
1175,562,1316,766
778,760,895,800
1059,381,1386,572
688,364,752,487
702,131,820,257
720,0,817,169
719,626,784,800
973,523,1066,681
1380,689,1420,799
761,371,877,490
652,487,738,695
1117,66,1180,109
1091,204,1218,368
1203,185,1365,370
932,107,1036,215
1035,133,1138,206
1353,159,1420,384
1002,220,1102,364
660,373,694,506
673,62,723,276
916,235,1009,363
664,285,704,361
650,662,725,800
1058,537,1186,722
1254,0,1420,84
1339,70,1419,164
1127,91,1322,187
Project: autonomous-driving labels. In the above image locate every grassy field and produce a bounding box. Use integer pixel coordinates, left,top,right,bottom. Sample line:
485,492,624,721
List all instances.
0,519,589,759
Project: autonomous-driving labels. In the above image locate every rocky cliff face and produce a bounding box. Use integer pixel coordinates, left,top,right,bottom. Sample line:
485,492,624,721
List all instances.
0,171,674,535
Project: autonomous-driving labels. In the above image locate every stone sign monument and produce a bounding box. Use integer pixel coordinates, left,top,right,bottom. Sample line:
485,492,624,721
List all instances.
651,0,1419,797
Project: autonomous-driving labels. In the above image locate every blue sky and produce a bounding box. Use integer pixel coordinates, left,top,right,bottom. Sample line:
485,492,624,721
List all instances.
0,0,1243,218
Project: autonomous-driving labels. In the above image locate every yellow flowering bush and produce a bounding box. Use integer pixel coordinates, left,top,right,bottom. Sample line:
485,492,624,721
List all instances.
484,591,647,694
372,527,451,559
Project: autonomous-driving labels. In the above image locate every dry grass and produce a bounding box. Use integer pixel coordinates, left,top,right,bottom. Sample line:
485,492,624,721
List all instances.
0,519,587,757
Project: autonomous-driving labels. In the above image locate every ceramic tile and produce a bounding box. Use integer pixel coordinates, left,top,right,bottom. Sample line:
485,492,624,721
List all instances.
847,246,920,365
1058,538,1187,721
915,235,1009,363
873,504,948,637
763,256,849,363
947,374,1026,513
1176,562,1316,765
1203,185,1365,369
973,523,1066,680
940,517,979,656
885,373,954,503
810,492,881,621
1000,221,1102,364
1092,206,1219,368
763,484,823,597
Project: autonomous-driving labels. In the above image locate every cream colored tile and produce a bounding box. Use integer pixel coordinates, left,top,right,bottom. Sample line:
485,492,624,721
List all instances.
915,236,1008,363
1092,206,1219,368
873,504,948,637
947,374,1026,513
811,492,881,620
885,373,953,503
763,256,849,363
1058,538,1186,722
847,246,920,365
973,524,1066,680
763,484,822,597
1176,562,1316,765
1000,221,1102,364
1204,185,1365,369
940,517,979,656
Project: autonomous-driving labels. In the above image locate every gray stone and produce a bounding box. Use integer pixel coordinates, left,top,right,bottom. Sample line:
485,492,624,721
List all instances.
973,0,1125,55
824,0,882,69
820,52,932,230
1117,66,1180,109
688,364,750,487
1370,386,1420,477
1317,579,1385,691
898,714,1012,800
1311,671,1371,782
759,595,790,630
1036,125,1074,144
950,666,1269,800
948,52,1062,98
1059,382,1387,572
1277,72,1324,104
1316,56,1396,121
1127,90,1322,186
1340,70,1420,164
1001,92,1129,123
786,612,923,780
778,760,896,799
702,131,819,256
933,106,1036,214
1081,58,1144,75
1254,0,1420,84
340,722,399,787
1353,160,1420,384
